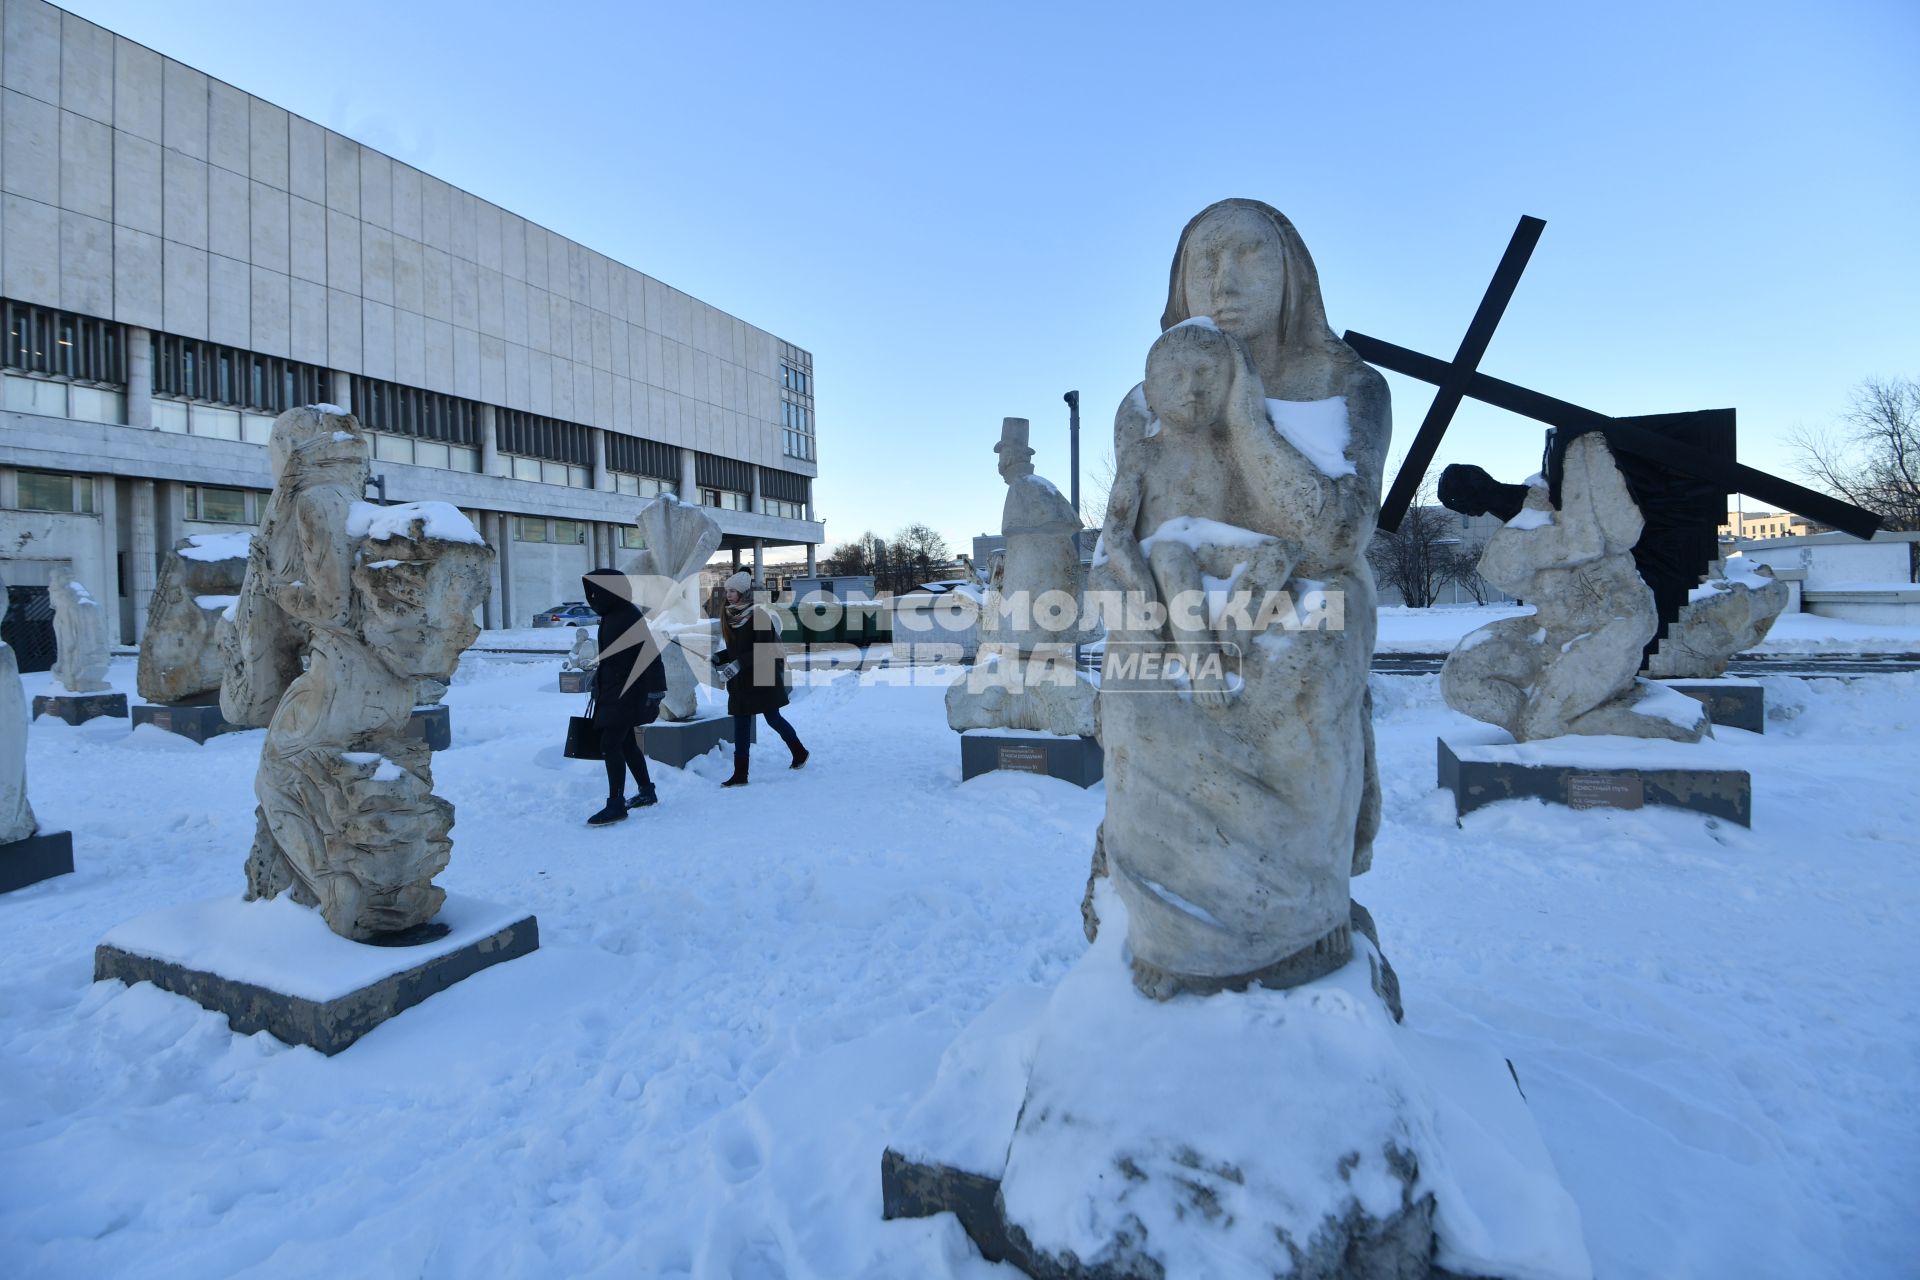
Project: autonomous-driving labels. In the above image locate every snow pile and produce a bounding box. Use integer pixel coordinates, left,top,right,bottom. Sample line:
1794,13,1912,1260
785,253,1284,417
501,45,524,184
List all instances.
177,532,252,562
307,403,349,416
1138,515,1275,555
347,501,486,546
1507,506,1555,530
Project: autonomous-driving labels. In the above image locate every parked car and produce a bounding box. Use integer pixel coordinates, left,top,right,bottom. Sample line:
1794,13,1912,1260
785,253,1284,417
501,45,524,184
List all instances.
532,601,599,628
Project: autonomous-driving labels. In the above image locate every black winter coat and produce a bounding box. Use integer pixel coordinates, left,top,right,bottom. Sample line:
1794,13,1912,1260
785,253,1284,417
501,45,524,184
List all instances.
582,569,666,723
714,603,789,716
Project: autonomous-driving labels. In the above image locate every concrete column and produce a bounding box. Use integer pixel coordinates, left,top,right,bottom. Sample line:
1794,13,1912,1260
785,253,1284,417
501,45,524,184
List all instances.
592,428,612,491
97,474,119,626
753,537,764,581
129,479,158,640
125,326,153,428
679,447,698,501
750,465,763,514
480,405,499,477
730,546,741,571
491,512,513,628
806,543,818,576
331,371,355,414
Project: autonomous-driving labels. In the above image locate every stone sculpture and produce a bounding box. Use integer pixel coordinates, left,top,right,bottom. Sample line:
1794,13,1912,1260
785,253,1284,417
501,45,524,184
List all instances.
620,494,722,721
1093,202,1390,997
1646,561,1790,679
945,418,1098,738
0,585,36,845
1441,432,1708,743
562,627,599,673
49,575,112,694
221,406,493,941
137,534,249,703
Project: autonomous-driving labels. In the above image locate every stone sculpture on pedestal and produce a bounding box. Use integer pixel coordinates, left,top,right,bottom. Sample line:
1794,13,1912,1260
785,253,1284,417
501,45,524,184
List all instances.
886,200,1591,1280
138,535,249,704
620,494,722,723
222,406,493,940
0,582,74,892
49,575,111,693
946,417,1099,742
1440,433,1708,743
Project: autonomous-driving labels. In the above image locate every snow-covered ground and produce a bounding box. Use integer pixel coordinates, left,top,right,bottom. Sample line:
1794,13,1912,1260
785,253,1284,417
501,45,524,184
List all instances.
2,653,1917,1278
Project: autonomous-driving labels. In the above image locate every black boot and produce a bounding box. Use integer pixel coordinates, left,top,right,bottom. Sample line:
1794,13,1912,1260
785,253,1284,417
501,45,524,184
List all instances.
788,742,809,770
626,785,658,808
587,800,627,826
721,758,749,788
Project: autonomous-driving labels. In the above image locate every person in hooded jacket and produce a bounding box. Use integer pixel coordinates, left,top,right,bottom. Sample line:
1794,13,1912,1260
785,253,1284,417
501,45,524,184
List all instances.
581,568,668,825
712,570,807,787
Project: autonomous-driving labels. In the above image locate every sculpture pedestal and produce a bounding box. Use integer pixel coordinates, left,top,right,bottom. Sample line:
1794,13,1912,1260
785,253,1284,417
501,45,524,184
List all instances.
32,691,128,725
959,729,1102,789
130,701,241,743
404,704,452,751
0,829,74,894
1438,729,1752,827
1661,679,1765,734
883,887,1590,1280
557,669,590,694
641,714,748,769
93,894,539,1055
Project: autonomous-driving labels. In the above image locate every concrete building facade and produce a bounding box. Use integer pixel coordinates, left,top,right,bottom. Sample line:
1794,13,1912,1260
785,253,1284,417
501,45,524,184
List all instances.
0,0,822,642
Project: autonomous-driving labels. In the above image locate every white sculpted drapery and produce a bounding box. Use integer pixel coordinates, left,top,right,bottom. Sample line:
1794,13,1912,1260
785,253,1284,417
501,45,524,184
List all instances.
1095,200,1389,996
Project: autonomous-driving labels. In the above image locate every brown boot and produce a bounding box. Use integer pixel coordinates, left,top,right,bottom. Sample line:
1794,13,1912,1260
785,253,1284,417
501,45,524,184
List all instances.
789,743,809,770
721,760,749,788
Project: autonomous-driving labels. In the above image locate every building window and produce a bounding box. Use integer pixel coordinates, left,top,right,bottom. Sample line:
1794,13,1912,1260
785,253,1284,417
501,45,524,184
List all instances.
4,301,124,384
614,473,675,499
763,497,806,520
513,516,549,543
780,398,815,461
701,487,748,512
779,362,811,396
17,469,95,514
497,409,594,488
759,467,810,521
550,520,585,545
185,485,258,524
618,526,645,550
151,332,327,414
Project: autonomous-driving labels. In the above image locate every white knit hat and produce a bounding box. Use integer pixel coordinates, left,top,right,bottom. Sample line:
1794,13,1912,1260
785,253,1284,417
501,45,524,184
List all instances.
723,570,753,596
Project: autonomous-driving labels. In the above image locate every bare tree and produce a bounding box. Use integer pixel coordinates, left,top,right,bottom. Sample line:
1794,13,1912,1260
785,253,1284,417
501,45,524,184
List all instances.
1366,475,1457,609
1080,446,1117,533
1790,376,1920,535
1441,540,1494,605
820,535,875,577
892,523,951,577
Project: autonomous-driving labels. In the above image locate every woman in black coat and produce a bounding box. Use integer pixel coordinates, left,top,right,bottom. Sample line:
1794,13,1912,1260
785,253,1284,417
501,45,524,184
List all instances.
581,568,668,825
712,570,807,787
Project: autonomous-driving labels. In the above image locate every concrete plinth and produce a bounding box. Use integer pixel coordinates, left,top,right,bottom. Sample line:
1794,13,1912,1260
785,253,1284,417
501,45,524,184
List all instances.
640,715,748,768
960,730,1103,789
0,830,75,894
1662,679,1765,733
1439,732,1751,827
558,670,590,693
93,894,539,1055
405,704,452,751
32,691,129,725
130,701,242,743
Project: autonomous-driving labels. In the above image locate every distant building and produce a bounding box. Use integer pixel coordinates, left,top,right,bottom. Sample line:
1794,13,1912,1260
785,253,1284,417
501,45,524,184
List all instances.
1720,510,1828,542
0,0,822,643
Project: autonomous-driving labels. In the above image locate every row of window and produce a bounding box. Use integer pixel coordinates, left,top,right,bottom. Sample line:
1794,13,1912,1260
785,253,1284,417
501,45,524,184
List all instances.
5,302,125,384
352,375,483,446
511,516,642,549
14,469,95,514
701,487,749,512
152,333,332,414
185,484,267,524
779,362,812,396
372,431,482,474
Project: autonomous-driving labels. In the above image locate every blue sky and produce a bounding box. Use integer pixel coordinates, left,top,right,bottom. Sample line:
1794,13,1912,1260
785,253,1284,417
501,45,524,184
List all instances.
67,0,1919,555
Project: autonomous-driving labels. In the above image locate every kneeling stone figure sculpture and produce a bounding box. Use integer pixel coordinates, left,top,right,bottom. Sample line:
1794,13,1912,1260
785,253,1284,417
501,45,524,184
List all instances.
222,406,493,941
1441,432,1707,742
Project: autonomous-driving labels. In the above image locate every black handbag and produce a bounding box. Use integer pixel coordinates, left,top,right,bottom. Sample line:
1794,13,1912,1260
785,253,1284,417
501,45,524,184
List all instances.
564,694,603,760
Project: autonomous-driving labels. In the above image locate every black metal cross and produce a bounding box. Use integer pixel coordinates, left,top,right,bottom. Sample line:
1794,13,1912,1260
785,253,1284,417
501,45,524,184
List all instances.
1348,216,1882,543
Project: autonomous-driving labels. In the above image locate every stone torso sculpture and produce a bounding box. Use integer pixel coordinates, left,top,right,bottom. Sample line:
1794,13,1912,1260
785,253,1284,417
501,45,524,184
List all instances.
49,575,111,693
137,535,249,703
621,495,722,721
1094,199,1390,997
1440,432,1707,741
0,586,36,844
222,407,493,940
